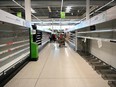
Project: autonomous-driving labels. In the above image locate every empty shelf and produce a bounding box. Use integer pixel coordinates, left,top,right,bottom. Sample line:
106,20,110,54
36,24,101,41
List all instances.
85,57,98,62
89,61,103,66
92,64,111,70
102,74,116,80
108,81,116,87
97,69,116,75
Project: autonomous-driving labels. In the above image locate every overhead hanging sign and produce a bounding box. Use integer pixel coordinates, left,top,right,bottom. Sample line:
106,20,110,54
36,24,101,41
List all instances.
60,12,65,19
17,12,22,18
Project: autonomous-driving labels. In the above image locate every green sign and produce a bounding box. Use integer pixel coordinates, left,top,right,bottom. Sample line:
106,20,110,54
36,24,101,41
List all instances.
60,12,65,19
17,12,22,18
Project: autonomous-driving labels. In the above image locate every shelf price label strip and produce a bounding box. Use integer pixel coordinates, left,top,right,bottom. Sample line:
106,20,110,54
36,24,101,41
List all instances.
0,39,29,48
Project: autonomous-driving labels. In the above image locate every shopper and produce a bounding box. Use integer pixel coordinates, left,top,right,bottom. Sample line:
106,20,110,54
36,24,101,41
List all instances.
52,34,56,42
58,34,65,47
49,34,52,42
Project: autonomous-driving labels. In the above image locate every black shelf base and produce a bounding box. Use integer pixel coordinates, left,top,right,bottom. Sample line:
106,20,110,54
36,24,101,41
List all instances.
0,57,29,87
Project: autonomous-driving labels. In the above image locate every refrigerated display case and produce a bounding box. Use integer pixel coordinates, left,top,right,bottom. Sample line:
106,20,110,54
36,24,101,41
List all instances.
0,21,30,86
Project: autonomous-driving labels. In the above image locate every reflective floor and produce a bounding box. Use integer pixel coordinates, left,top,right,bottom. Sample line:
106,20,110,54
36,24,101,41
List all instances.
4,43,109,87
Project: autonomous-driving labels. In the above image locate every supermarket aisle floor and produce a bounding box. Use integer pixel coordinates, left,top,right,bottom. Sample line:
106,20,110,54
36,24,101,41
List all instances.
4,43,109,87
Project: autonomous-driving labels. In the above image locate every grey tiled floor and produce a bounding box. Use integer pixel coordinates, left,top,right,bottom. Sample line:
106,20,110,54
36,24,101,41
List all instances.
4,43,109,87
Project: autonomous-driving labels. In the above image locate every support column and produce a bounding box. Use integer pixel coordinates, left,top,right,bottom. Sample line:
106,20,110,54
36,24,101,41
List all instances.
25,0,31,21
86,0,90,20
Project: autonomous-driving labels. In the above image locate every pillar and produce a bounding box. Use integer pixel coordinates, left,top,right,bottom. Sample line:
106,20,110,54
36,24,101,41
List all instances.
86,0,90,20
25,0,31,21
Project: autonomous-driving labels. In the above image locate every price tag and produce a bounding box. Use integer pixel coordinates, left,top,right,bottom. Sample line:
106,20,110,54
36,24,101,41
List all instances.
97,40,102,48
84,38,86,43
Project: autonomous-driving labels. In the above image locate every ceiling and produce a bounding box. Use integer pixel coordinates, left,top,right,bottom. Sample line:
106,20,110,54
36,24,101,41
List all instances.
0,0,116,29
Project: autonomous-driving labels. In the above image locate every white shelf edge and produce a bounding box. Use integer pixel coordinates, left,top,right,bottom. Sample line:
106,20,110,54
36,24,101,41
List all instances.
78,29,116,33
0,51,30,73
0,9,31,28
42,40,49,45
65,6,116,32
67,40,75,47
77,36,116,42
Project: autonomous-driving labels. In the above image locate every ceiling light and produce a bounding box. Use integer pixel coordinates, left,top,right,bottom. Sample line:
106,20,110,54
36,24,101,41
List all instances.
48,6,51,12
66,6,72,13
31,8,36,13
66,6,72,10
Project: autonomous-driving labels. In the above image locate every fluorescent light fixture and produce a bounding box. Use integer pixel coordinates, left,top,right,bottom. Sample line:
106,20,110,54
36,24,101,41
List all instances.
66,6,72,13
31,8,36,13
48,6,51,12
66,6,72,10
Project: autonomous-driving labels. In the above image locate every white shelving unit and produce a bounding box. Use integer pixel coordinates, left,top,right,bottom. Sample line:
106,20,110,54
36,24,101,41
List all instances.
35,30,49,51
66,31,76,49
0,23,30,73
70,5,116,69
0,9,30,83
41,32,49,46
